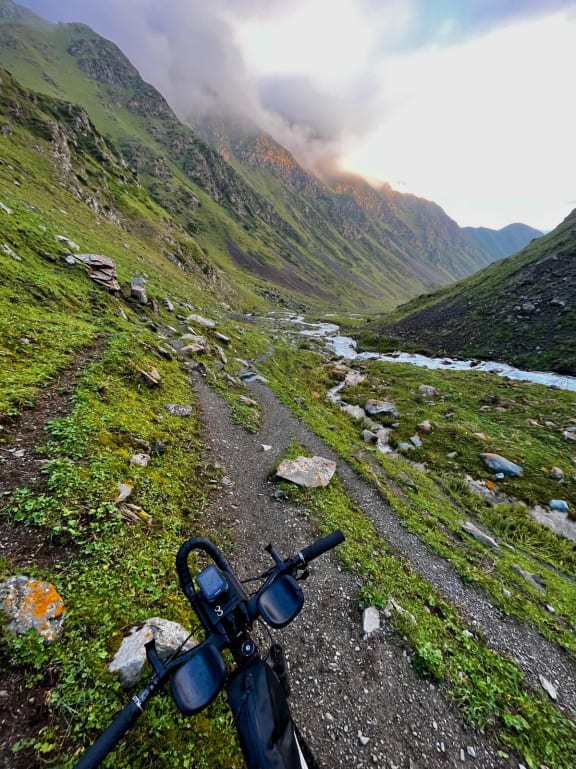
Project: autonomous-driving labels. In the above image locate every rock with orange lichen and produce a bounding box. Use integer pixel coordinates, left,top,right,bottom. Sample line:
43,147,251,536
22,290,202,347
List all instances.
0,576,65,641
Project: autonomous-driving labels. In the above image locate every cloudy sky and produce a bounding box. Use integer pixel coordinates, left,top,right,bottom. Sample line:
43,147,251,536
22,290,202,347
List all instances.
20,0,576,230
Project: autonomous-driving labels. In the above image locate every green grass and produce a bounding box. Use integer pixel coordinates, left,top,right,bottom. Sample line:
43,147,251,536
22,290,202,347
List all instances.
284,452,576,769
260,345,576,657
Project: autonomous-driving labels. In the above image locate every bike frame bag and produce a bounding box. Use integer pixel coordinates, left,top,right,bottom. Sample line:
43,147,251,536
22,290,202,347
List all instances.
227,658,302,769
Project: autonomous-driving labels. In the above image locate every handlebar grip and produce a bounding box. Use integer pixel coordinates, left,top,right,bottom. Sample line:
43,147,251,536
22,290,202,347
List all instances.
73,698,143,769
299,530,345,564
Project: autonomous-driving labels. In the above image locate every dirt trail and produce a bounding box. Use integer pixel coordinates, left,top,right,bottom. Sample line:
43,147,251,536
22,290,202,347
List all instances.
192,373,521,769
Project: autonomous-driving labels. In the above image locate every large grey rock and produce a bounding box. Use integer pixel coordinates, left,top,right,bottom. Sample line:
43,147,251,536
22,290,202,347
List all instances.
0,576,64,641
340,403,368,422
108,617,196,688
480,453,523,477
131,277,148,304
365,400,398,419
276,455,336,488
460,521,500,552
418,384,437,397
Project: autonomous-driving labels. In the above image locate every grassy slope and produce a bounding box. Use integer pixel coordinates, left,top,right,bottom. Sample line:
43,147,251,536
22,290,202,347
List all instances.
358,209,576,373
0,1,499,313
1,70,576,769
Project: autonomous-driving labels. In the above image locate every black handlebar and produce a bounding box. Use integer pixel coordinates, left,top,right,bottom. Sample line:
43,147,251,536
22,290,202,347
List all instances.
299,530,345,565
73,698,144,769
72,530,345,769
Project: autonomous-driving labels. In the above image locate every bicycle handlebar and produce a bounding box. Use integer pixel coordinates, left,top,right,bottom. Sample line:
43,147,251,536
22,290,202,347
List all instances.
72,530,345,769
299,530,345,565
72,697,145,769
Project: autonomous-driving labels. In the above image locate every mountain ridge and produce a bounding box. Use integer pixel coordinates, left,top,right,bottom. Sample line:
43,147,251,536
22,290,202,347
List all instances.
362,208,576,374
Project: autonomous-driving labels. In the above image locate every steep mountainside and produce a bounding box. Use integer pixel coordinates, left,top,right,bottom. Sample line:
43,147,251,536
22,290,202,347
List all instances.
0,0,504,311
195,113,494,283
463,223,543,261
364,210,576,374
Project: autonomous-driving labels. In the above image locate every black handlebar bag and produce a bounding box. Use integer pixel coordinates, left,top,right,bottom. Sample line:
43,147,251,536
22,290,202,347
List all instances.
227,658,302,769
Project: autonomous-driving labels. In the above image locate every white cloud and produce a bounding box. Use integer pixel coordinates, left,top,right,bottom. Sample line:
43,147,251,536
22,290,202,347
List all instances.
340,12,576,229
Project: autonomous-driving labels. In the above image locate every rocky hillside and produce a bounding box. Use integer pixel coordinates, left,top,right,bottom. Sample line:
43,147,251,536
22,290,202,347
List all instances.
0,0,512,312
463,222,543,261
195,112,494,284
362,209,576,374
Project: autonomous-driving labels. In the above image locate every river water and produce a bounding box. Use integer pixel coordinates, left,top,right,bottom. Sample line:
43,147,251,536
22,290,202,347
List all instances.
285,317,576,393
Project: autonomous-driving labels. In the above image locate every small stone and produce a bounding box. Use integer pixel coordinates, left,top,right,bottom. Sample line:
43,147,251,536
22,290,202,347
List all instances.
466,746,476,758
164,404,193,417
462,630,473,639
460,521,500,552
358,733,370,747
361,429,378,444
261,444,272,452
410,435,423,448
130,277,148,305
502,588,511,598
419,384,437,397
55,235,80,250
130,453,150,468
0,200,13,215
138,366,162,387
1,243,21,261
365,400,398,419
362,607,380,635
549,467,564,480
115,482,134,503
162,298,174,312
325,712,334,722
460,748,466,761
511,564,546,594
538,674,558,700
417,420,432,433
186,314,216,328
447,451,458,459
546,604,555,614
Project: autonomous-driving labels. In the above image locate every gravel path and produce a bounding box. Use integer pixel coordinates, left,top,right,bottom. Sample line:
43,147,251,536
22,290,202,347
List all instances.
192,374,524,769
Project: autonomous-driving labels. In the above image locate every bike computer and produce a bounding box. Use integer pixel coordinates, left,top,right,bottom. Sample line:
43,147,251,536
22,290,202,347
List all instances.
196,565,228,602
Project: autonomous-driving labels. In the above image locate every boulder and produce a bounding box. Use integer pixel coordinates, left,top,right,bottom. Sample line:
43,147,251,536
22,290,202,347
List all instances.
276,456,336,488
480,453,523,477
131,277,148,305
108,618,197,688
549,499,569,514
419,385,437,397
0,576,64,641
75,254,120,292
365,400,398,419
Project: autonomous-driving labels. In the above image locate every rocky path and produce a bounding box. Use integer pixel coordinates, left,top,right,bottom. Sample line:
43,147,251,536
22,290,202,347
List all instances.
192,373,522,769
